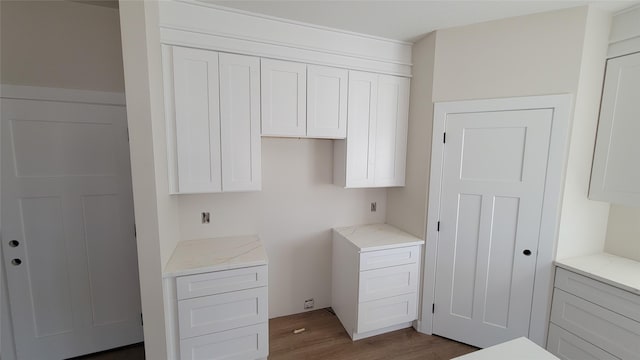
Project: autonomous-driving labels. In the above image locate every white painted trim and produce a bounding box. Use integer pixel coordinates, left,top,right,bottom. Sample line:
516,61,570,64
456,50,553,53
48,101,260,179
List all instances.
0,85,125,106
177,0,412,46
608,38,640,58
159,0,413,77
419,94,573,348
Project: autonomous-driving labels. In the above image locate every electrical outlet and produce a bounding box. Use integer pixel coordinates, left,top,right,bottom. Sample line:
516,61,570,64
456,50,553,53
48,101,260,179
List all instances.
304,298,314,309
201,212,210,224
370,202,377,212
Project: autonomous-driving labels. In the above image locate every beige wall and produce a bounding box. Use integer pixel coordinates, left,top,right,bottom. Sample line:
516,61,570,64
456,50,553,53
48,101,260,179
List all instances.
177,138,386,317
0,0,124,92
386,32,436,239
432,7,586,102
604,205,640,261
429,6,610,260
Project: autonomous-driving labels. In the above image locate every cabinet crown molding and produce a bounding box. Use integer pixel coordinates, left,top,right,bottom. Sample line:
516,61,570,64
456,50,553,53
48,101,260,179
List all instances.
159,0,413,77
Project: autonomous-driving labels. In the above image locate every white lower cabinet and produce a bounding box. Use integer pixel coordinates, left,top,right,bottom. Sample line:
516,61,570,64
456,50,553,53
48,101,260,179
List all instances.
180,323,268,360
547,324,619,360
331,224,424,340
170,266,269,360
548,267,640,360
164,237,269,360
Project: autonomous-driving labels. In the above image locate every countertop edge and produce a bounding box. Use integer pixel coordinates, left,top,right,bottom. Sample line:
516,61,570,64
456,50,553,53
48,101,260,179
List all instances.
555,255,640,296
357,240,426,252
163,258,268,279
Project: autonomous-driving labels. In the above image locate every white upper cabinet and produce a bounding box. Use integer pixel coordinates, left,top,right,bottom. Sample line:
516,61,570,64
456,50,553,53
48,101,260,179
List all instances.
163,46,261,194
219,53,262,192
260,59,307,137
261,61,348,139
307,65,348,139
590,52,640,206
375,75,409,186
166,45,222,193
334,71,409,188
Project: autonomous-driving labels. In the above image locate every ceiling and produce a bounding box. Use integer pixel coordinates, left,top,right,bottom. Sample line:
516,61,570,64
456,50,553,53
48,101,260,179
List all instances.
210,0,640,42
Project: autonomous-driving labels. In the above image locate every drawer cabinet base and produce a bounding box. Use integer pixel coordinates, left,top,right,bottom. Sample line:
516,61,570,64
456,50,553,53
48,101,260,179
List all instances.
180,322,268,360
351,321,413,341
547,323,619,360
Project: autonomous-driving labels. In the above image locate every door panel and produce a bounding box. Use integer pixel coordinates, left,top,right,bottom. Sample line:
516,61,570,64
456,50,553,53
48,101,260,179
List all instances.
345,71,377,187
434,109,553,348
374,75,409,186
261,58,307,137
307,65,348,138
171,46,222,193
219,53,262,192
1,98,142,359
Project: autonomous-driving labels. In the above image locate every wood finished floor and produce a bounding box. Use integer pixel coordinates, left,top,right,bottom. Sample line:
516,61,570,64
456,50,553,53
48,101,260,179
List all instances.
79,308,477,360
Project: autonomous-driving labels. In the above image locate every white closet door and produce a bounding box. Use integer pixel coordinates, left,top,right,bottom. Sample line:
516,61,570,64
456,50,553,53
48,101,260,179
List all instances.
345,71,378,188
171,46,222,193
1,98,142,359
219,53,262,192
261,58,307,137
374,75,409,186
433,109,553,348
307,65,348,139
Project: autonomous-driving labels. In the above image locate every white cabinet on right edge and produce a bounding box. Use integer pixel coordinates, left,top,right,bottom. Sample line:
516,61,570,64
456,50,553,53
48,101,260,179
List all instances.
334,71,410,188
590,52,640,206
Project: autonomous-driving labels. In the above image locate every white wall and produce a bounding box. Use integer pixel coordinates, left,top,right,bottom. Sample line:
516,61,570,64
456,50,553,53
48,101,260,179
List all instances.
386,32,437,239
555,7,611,260
430,6,610,260
0,2,127,359
177,138,386,317
119,1,181,359
0,0,124,92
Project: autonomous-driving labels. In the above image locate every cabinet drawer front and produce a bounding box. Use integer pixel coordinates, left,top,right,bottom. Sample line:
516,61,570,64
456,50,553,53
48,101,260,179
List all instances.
551,289,640,360
547,323,619,360
177,266,267,300
357,293,417,334
180,322,268,360
178,287,268,339
359,263,419,302
359,246,419,271
555,268,640,323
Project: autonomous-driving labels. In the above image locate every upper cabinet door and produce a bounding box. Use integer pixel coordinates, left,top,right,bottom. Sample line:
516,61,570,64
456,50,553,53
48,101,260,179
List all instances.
169,46,222,193
261,59,307,137
219,53,262,192
590,52,640,206
307,65,348,139
374,75,409,187
345,71,378,188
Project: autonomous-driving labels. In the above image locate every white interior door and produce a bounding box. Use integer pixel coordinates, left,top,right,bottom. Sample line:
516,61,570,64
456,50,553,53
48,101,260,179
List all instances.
1,98,143,359
433,108,553,348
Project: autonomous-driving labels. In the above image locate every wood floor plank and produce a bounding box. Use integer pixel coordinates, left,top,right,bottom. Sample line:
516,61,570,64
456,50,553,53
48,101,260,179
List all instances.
269,309,478,360
81,308,477,359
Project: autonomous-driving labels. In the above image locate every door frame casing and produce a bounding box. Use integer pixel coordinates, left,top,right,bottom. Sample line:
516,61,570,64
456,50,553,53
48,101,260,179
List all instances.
418,94,573,347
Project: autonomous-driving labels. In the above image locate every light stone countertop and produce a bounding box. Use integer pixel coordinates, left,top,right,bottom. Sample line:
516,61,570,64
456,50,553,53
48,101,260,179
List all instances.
555,252,640,295
163,235,267,278
333,223,424,252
